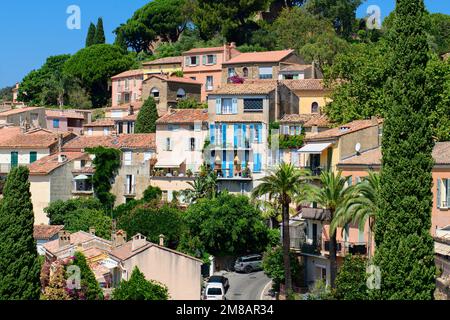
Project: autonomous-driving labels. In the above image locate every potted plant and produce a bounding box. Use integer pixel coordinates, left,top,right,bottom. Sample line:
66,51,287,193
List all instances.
186,169,193,178
242,167,251,178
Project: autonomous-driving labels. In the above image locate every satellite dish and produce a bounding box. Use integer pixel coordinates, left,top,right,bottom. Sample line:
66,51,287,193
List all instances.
355,143,361,153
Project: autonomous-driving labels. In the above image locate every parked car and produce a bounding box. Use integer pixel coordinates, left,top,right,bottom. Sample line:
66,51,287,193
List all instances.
203,283,226,300
234,254,263,273
208,275,230,291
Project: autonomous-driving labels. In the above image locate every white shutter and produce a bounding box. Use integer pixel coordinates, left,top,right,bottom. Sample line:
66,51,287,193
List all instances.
216,98,222,114
232,98,238,114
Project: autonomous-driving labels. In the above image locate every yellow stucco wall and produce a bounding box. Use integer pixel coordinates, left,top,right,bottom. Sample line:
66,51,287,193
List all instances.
298,91,331,115
29,175,51,225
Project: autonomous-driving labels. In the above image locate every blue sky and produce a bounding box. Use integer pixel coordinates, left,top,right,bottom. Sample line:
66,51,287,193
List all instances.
0,0,449,88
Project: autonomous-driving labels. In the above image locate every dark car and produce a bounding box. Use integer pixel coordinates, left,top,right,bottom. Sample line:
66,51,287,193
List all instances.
208,275,230,291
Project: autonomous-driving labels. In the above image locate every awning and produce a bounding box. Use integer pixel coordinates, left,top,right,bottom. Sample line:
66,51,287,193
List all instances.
298,142,332,154
154,158,185,168
74,174,90,180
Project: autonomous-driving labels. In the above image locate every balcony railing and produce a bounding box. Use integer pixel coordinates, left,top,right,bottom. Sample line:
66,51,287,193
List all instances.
300,166,328,176
124,184,136,196
300,241,322,255
213,166,253,180
72,188,94,195
324,241,367,256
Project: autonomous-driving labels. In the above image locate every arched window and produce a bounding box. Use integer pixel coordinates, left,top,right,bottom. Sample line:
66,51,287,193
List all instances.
243,67,249,78
311,102,319,113
151,88,159,98
177,88,186,99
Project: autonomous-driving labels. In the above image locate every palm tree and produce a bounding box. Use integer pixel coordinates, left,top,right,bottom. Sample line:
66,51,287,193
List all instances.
182,169,218,203
252,163,310,298
331,171,380,258
309,170,355,288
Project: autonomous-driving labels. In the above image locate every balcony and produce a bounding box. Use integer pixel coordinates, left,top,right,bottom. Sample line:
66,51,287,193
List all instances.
301,241,322,255
300,166,328,176
124,184,136,197
213,166,253,181
324,241,368,256
211,140,253,151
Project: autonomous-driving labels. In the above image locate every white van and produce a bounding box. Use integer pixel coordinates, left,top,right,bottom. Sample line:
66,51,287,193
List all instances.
203,283,226,300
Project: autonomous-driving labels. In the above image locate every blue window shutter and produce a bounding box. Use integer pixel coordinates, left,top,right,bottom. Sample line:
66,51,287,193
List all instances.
222,151,227,176
348,176,352,186
216,98,222,114
242,124,247,148
243,150,249,169
234,124,239,148
254,153,261,173
437,179,441,208
250,124,255,143
447,179,450,208
257,124,262,143
210,124,215,146
222,124,227,147
229,162,233,178
232,98,238,114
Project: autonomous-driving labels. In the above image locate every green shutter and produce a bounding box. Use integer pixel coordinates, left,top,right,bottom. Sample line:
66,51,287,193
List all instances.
29,152,37,163
11,152,18,168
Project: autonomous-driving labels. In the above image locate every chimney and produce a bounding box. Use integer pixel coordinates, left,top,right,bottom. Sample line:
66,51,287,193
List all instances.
159,234,165,247
128,105,134,116
89,227,96,236
58,133,63,153
58,231,71,248
131,234,147,251
311,125,319,134
112,230,127,248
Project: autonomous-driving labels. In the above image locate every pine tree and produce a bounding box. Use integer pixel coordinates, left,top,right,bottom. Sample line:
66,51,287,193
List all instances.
135,96,158,133
114,31,128,51
0,166,41,300
94,18,106,45
373,0,435,300
86,23,97,47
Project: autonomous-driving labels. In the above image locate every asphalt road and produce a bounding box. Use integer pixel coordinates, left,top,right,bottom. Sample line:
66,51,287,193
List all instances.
224,271,272,300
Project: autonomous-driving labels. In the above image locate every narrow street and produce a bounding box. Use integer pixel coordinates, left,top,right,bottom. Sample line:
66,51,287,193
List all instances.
223,271,272,300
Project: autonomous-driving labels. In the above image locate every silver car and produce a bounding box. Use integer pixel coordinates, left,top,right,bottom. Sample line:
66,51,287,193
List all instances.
234,254,263,273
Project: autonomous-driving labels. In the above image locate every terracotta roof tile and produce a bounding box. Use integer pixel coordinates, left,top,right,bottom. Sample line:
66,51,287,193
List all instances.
156,109,208,124
111,69,144,79
0,130,75,149
183,46,225,54
223,49,294,65
306,118,383,141
0,106,43,117
62,134,156,151
45,109,85,120
144,74,202,85
34,225,64,240
211,81,277,95
105,102,143,112
282,79,326,91
83,119,115,127
28,152,85,175
142,56,183,66
433,142,450,165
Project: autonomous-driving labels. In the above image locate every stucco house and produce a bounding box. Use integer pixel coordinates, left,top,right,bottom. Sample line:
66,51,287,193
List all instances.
45,109,92,135
62,134,157,206
182,44,241,101
34,224,64,255
142,74,203,116
152,108,209,202
0,127,76,177
142,56,183,76
111,70,145,108
0,106,47,129
83,119,116,137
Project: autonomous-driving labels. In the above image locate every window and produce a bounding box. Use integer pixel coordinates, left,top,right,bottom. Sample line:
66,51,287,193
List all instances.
243,98,263,112
194,122,202,132
103,128,109,136
259,66,273,79
190,77,197,80
53,119,60,128
144,152,154,162
189,56,199,66
168,124,179,131
124,151,132,166
124,79,129,90
116,94,121,103
228,68,236,78
87,128,93,136
243,67,249,78
133,93,137,101
204,54,216,65
206,76,214,91
124,93,130,103
11,152,18,168
151,88,160,98
311,102,319,113
29,152,37,163
177,88,186,99
221,98,233,114
166,138,172,151
189,138,196,151
437,178,450,209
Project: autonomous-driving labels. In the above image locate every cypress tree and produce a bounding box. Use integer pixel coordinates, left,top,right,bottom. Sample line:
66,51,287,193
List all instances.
94,18,106,45
86,23,97,47
0,166,40,300
373,0,435,299
135,96,158,133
